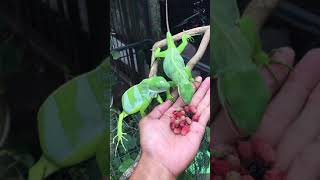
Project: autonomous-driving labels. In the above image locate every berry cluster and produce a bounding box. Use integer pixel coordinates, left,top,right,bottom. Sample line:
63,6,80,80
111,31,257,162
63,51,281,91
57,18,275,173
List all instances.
212,138,286,180
169,105,200,136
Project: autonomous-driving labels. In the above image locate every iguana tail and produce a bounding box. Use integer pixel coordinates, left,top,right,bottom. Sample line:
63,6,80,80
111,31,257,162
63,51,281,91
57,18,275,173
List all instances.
165,0,176,49
113,111,128,153
166,0,170,32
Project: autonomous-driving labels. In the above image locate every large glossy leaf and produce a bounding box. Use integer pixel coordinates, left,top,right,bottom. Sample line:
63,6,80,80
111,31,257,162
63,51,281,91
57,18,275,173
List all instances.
211,0,270,135
29,57,110,179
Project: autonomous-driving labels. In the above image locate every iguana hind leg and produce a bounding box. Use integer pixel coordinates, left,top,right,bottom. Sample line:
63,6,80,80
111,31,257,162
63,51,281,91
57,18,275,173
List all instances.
139,100,151,117
165,81,175,101
113,111,128,153
185,66,194,82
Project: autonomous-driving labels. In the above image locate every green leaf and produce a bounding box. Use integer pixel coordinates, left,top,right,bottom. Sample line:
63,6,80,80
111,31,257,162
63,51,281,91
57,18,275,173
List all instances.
96,131,109,177
118,158,134,173
211,0,270,135
29,58,110,179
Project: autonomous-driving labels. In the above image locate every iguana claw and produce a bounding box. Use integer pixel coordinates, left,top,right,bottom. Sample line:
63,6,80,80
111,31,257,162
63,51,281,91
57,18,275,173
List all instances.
182,34,194,43
113,132,128,153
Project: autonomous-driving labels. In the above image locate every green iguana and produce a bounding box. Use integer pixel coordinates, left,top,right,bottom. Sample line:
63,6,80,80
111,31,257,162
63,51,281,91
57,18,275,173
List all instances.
154,0,196,104
113,76,171,151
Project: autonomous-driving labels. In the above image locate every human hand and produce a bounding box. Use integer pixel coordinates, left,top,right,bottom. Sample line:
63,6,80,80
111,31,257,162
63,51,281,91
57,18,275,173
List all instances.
131,76,210,179
212,48,320,179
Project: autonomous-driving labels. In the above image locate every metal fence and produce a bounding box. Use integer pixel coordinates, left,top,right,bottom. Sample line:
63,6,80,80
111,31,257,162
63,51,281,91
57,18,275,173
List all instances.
110,0,210,84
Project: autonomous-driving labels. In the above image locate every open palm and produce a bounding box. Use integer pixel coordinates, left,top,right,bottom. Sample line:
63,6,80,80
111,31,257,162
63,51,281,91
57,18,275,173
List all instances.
139,76,210,176
213,48,320,179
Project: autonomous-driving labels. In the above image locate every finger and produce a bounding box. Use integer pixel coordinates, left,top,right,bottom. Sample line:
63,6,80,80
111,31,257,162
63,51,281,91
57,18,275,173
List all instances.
275,82,320,170
190,77,211,107
261,47,295,94
193,76,203,89
197,88,210,115
198,106,210,127
212,47,295,145
148,100,173,119
211,111,241,145
255,48,320,146
187,122,207,148
285,140,320,180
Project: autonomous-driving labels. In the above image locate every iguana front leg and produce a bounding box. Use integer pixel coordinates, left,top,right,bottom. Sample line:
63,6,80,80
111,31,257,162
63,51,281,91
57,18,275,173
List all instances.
254,51,293,83
177,33,194,54
154,48,167,58
166,90,173,101
156,94,164,103
165,81,176,101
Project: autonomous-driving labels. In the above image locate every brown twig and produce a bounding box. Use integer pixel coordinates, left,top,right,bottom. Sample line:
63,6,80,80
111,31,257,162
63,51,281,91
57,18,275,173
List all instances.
242,0,284,30
149,26,210,77
186,28,210,70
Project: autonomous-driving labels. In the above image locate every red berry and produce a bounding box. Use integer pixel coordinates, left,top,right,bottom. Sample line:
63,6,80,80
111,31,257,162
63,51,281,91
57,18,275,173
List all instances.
175,119,180,125
174,127,181,134
181,125,190,135
225,171,241,180
170,122,175,130
186,117,192,124
170,116,175,122
251,138,275,164
212,176,223,180
237,141,253,160
213,159,232,177
184,105,190,112
175,111,182,117
192,113,200,122
263,169,285,180
238,166,248,175
179,120,186,127
226,155,241,170
189,105,197,113
241,175,255,180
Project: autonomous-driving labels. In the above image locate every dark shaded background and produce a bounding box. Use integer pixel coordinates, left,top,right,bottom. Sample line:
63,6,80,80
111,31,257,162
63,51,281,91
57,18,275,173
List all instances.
0,0,108,178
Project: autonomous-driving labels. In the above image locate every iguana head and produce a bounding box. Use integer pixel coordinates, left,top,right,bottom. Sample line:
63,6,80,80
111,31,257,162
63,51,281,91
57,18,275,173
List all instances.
178,82,195,104
147,76,170,92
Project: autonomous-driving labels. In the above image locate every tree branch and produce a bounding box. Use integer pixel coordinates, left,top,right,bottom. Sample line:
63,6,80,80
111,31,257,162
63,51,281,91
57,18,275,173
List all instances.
186,28,210,70
243,0,284,30
149,26,210,77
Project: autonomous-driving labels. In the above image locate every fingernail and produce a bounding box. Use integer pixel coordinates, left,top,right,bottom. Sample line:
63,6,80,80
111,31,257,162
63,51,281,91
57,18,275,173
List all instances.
195,76,202,82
